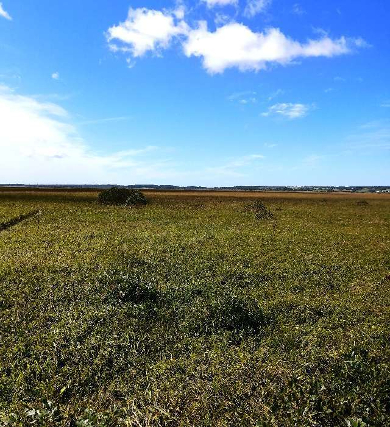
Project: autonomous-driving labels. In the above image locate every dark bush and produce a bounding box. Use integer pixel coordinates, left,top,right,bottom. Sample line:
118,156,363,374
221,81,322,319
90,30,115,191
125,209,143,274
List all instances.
213,293,268,333
98,187,147,206
102,271,158,305
248,200,274,220
181,291,268,335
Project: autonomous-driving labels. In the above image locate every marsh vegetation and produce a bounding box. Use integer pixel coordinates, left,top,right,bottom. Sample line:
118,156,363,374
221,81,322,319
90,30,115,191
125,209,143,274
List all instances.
0,190,389,426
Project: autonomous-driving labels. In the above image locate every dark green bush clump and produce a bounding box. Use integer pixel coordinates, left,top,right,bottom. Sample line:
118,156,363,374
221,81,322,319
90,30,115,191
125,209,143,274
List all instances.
248,200,274,220
98,187,147,206
104,271,158,305
181,291,268,335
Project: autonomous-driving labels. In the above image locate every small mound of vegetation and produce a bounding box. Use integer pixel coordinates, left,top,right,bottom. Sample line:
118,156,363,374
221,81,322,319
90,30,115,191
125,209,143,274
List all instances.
98,187,147,206
180,291,268,335
101,270,158,305
248,200,274,220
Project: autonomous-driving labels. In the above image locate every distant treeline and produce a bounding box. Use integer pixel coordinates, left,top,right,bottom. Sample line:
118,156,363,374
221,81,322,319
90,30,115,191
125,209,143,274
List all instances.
1,184,390,193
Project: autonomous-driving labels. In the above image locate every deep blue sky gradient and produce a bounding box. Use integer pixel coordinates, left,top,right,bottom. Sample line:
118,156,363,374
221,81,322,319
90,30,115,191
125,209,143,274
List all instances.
0,0,389,185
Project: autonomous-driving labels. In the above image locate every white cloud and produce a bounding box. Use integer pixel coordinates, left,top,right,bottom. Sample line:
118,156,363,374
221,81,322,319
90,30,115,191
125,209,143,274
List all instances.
52,72,60,80
0,2,11,20
106,7,188,57
228,90,257,104
239,97,256,104
107,7,366,74
183,23,361,74
173,4,186,20
203,0,238,8
243,0,271,18
0,85,168,184
262,103,312,119
381,101,390,108
354,38,370,48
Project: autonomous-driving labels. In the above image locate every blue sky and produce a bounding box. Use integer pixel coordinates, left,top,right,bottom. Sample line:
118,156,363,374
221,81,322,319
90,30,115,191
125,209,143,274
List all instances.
0,0,389,186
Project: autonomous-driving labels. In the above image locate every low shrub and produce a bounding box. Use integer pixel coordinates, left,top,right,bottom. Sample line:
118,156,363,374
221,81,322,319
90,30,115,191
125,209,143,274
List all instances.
98,187,147,206
181,291,268,335
102,271,158,305
247,200,274,220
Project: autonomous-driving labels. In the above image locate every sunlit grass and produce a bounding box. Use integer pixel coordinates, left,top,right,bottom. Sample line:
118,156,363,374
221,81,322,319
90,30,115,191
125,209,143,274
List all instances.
0,190,389,426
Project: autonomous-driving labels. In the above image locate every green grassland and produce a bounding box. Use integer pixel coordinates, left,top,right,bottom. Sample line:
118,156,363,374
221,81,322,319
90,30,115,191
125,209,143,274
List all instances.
0,189,390,426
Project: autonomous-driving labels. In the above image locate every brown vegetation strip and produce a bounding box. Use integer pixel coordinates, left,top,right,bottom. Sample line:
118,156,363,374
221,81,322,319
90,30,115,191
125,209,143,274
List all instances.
0,210,40,232
144,190,390,200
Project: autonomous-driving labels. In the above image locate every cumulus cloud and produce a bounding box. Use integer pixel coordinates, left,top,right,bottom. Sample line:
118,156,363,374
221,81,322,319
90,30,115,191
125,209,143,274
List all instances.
0,2,11,20
0,85,166,184
203,0,238,8
183,24,360,74
262,103,312,119
106,7,188,57
52,72,60,80
106,7,366,74
243,0,271,18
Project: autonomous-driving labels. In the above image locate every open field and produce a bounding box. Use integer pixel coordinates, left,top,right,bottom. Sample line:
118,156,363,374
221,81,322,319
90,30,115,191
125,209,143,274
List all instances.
1,189,390,426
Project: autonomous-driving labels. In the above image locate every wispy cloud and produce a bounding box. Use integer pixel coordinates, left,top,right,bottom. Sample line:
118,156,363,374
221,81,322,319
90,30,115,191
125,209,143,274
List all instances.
32,92,76,102
346,120,390,150
268,89,284,101
381,101,390,108
203,0,238,8
0,2,12,20
51,72,60,80
303,154,322,167
243,0,272,18
262,103,313,119
207,154,264,176
312,27,329,38
77,116,133,126
214,12,235,26
0,85,170,184
292,3,305,15
228,91,257,104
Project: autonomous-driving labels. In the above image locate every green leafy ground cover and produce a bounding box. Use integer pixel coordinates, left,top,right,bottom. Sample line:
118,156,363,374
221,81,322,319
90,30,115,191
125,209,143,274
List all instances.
0,190,389,426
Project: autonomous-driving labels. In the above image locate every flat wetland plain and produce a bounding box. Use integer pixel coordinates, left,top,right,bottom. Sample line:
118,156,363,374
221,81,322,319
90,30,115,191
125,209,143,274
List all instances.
1,189,390,426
